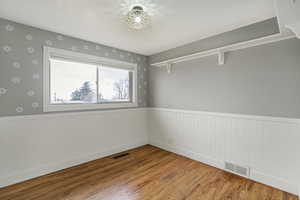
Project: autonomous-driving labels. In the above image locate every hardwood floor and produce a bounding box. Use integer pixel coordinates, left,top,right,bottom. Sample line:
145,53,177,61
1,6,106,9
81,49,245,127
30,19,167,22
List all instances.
0,145,298,200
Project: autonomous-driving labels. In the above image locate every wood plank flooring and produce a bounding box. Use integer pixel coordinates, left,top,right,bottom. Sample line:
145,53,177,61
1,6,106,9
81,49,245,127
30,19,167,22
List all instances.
0,145,298,200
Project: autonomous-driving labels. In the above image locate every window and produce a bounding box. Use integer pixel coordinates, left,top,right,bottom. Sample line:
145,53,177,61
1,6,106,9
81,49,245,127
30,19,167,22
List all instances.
99,66,132,103
43,47,137,112
50,58,98,104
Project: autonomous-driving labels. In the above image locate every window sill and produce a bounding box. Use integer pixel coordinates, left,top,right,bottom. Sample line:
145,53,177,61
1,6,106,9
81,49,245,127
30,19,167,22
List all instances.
43,102,138,112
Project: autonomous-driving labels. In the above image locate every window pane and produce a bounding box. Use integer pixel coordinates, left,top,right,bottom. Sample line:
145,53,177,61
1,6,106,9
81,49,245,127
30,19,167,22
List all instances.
50,58,97,104
99,66,131,102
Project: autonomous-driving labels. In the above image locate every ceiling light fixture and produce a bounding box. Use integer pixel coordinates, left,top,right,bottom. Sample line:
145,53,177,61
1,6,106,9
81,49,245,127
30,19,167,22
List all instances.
125,5,151,30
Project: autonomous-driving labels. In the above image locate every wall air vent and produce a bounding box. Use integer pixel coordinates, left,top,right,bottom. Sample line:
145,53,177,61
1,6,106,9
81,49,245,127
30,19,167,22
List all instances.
225,162,249,177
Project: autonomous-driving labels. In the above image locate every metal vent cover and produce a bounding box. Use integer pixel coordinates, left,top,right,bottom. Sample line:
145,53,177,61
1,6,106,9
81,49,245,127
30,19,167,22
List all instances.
225,161,249,177
112,153,129,159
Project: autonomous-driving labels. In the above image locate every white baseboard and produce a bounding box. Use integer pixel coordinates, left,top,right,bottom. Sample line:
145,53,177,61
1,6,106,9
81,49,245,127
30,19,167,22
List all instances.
150,140,299,196
150,140,224,169
250,170,299,196
0,140,147,188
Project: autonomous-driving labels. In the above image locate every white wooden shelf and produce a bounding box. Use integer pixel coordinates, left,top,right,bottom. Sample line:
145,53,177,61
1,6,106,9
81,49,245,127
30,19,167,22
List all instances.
151,33,295,72
151,0,299,73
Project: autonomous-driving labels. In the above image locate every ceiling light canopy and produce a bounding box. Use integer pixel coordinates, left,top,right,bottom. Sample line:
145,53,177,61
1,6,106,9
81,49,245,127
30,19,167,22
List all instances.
125,5,151,30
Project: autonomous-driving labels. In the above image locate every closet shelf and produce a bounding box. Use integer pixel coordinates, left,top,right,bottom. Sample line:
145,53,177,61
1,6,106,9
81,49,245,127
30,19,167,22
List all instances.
151,33,295,73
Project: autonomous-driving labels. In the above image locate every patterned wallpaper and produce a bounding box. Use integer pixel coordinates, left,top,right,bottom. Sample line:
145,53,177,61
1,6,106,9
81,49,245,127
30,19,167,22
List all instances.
0,18,148,117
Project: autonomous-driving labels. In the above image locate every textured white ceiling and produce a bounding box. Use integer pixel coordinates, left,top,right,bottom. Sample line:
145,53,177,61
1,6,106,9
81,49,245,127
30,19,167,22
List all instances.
0,0,275,55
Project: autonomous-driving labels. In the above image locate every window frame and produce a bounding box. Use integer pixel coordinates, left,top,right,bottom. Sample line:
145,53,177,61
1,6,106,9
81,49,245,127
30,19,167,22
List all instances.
43,46,138,112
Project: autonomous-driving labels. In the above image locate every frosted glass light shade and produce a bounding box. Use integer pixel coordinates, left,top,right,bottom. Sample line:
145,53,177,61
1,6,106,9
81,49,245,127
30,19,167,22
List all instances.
125,6,151,30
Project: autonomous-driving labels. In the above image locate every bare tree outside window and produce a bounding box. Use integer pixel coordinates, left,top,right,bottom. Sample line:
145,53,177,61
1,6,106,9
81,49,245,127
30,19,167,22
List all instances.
113,79,129,100
99,66,131,102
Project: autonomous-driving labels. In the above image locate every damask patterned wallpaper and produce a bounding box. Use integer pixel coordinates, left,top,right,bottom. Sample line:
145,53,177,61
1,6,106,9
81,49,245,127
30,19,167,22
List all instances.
0,18,148,117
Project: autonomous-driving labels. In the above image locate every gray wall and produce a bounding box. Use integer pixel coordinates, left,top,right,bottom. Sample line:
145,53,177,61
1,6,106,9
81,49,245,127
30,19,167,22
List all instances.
2,17,300,118
148,38,300,118
149,18,280,64
0,18,148,117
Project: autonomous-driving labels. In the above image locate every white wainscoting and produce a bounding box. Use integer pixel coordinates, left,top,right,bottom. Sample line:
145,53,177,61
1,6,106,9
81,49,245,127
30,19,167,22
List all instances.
148,108,300,195
0,108,148,187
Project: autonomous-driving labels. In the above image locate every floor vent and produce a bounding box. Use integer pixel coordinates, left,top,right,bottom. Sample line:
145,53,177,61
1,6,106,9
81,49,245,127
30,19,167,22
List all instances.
112,153,129,159
225,162,249,177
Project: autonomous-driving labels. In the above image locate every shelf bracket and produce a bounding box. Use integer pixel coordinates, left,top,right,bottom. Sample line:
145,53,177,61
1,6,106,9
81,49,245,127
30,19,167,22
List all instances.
218,50,225,65
166,63,172,74
286,22,300,39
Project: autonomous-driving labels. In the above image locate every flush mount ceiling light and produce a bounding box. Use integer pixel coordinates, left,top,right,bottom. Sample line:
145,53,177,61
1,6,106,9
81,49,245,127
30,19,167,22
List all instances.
125,5,151,30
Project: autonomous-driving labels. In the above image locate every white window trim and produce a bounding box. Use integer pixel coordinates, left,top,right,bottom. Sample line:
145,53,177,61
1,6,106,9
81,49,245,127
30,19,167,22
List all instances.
43,46,138,112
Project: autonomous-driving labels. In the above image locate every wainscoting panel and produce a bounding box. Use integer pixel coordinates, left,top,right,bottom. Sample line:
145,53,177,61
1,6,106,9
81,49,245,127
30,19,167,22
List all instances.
148,108,300,195
0,109,148,187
